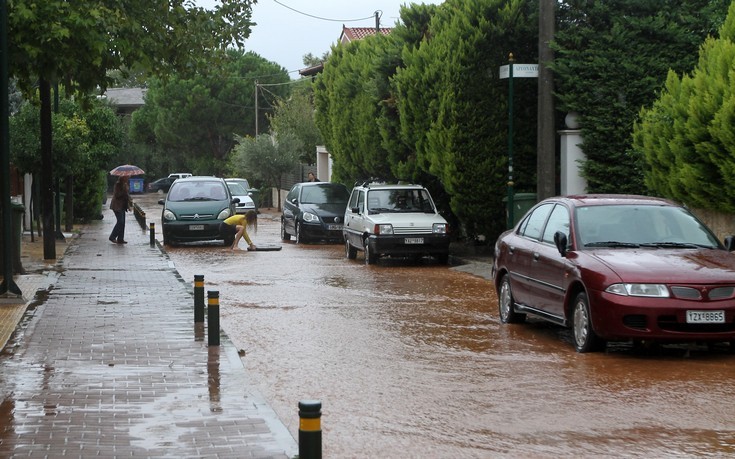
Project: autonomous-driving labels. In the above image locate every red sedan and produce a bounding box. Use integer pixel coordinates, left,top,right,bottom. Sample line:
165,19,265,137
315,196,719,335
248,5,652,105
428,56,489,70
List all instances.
492,194,735,352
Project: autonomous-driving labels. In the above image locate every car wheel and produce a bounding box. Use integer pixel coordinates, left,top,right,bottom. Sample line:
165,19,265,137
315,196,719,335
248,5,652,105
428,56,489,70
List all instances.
572,292,605,353
364,239,377,265
345,239,357,259
295,222,304,244
434,253,449,265
498,274,526,324
280,218,291,241
224,235,235,247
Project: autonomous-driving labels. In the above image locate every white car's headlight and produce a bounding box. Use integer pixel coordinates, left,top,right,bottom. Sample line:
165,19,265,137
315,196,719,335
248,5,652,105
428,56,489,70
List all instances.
302,212,319,222
375,224,393,235
163,209,176,221
433,223,448,234
606,283,670,297
217,209,232,220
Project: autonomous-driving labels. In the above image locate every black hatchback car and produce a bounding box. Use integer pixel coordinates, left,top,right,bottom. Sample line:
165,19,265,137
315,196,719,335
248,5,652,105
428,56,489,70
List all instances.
148,177,176,193
280,182,350,243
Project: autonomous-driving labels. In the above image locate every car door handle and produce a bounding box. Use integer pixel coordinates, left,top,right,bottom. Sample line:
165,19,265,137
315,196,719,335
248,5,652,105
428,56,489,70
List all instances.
533,252,540,261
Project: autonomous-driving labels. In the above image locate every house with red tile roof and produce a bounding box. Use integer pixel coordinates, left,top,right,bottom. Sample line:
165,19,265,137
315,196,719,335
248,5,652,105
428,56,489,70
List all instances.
299,25,393,78
338,25,392,44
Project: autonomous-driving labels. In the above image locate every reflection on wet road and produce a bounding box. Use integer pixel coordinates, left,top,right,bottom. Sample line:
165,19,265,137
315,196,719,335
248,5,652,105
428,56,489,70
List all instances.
140,194,735,458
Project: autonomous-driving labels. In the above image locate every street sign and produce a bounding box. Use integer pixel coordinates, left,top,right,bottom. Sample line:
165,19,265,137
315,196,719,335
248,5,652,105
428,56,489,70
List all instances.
499,63,538,79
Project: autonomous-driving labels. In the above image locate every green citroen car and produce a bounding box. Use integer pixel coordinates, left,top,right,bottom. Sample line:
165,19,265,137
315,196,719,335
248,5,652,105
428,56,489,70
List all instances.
158,176,235,246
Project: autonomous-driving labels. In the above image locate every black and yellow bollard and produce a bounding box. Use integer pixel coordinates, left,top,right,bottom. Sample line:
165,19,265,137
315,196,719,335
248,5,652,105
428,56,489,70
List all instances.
149,222,155,246
207,290,220,346
194,275,205,323
298,400,322,459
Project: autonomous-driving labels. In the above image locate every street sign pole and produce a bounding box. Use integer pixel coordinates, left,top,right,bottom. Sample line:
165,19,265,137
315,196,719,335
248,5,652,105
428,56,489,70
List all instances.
507,53,515,228
499,57,538,229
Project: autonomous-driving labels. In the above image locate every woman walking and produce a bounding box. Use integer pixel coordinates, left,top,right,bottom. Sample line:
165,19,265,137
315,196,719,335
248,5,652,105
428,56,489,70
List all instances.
109,176,131,244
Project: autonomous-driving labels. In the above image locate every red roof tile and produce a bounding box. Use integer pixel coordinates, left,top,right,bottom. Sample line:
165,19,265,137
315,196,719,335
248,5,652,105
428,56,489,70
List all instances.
339,25,392,44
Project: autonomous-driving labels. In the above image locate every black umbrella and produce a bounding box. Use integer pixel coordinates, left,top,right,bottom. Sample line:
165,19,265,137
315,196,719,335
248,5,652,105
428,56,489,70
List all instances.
110,164,145,176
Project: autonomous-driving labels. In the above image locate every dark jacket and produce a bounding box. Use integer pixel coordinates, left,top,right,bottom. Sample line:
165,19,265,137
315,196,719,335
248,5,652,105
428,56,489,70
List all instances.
110,180,131,212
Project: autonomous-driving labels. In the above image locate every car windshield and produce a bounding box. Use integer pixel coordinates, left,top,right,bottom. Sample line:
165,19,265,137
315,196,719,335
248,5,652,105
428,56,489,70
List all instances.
168,181,228,202
575,204,721,249
367,189,436,213
227,183,247,196
227,179,250,190
300,184,349,204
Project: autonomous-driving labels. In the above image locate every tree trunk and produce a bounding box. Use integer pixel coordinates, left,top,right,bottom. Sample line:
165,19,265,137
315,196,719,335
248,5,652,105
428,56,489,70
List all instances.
40,77,56,260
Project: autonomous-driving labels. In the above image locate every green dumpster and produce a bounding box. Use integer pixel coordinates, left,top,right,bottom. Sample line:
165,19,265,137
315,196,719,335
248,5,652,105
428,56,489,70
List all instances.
503,193,537,228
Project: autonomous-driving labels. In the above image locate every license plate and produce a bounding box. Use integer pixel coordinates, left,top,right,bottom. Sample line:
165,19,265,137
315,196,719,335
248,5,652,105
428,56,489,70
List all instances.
327,224,342,231
189,224,205,231
404,237,424,244
686,310,725,323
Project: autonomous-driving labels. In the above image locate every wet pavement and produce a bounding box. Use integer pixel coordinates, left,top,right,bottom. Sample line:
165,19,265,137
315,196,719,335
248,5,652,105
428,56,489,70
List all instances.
0,205,297,457
7,193,735,458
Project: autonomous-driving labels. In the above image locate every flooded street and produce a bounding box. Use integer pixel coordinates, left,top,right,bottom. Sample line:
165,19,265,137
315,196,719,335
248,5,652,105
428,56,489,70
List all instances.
137,193,735,458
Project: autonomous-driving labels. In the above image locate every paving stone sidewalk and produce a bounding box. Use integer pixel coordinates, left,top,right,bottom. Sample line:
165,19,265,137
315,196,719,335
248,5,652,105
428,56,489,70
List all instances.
0,212,298,458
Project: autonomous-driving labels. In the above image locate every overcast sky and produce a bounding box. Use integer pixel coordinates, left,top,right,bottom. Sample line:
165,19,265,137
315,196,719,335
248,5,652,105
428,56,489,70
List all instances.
196,0,444,78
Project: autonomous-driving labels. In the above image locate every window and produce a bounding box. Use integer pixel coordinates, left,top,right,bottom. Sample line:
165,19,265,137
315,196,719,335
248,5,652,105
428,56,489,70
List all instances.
542,204,570,243
519,203,553,240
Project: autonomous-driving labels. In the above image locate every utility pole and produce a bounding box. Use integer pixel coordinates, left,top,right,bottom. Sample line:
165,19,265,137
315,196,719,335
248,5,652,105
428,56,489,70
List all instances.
254,80,258,136
375,11,380,33
537,0,555,200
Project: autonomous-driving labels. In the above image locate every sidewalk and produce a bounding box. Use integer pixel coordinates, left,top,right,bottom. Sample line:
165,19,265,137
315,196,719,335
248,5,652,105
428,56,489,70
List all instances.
0,210,298,457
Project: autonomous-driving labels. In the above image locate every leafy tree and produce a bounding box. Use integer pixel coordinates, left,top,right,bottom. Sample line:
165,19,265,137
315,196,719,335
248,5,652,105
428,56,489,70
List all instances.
8,79,23,115
315,36,395,183
129,50,290,176
551,0,729,194
302,52,330,67
268,83,323,165
403,0,538,240
634,1,735,211
10,97,123,221
326,0,536,240
228,133,302,211
6,0,256,257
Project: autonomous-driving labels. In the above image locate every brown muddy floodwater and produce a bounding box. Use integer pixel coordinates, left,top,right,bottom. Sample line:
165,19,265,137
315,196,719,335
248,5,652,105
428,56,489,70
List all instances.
137,193,735,458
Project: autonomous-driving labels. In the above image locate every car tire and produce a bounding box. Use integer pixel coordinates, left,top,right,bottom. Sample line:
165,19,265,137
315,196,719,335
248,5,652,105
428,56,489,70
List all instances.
295,222,304,244
498,274,526,324
345,239,357,259
572,292,605,353
280,218,291,241
364,239,377,265
224,235,235,247
434,253,449,265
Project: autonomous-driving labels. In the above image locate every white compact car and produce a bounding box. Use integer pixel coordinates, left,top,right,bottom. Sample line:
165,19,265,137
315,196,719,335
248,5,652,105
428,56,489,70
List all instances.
343,182,450,264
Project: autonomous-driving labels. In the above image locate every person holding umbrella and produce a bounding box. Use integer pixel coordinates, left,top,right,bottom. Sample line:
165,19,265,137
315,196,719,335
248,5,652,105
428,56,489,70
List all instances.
109,165,142,244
